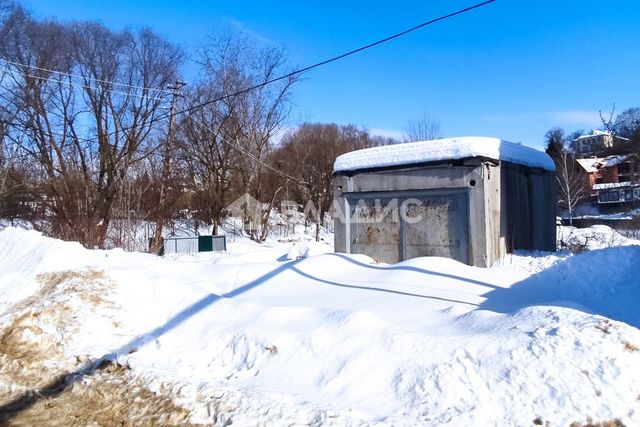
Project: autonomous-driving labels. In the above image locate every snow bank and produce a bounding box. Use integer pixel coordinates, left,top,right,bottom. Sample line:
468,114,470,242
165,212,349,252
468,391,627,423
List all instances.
0,228,93,310
489,245,640,327
1,227,639,426
333,136,556,173
558,224,640,251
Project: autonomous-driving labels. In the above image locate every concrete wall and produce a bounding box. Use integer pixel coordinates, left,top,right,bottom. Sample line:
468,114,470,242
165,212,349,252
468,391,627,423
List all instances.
334,159,556,267
501,163,556,252
334,160,492,266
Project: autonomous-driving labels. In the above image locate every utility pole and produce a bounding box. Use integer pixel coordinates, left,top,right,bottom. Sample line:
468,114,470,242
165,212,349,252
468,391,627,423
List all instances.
151,80,186,254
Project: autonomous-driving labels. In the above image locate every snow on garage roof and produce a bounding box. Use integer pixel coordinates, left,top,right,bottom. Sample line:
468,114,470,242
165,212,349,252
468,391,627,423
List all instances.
333,136,556,173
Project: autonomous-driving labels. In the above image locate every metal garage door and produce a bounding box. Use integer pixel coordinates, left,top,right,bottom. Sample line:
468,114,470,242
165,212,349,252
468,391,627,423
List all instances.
401,191,469,264
349,197,401,263
348,190,469,264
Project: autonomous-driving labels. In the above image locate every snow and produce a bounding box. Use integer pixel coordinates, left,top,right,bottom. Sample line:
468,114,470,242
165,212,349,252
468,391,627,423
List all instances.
577,155,632,174
574,130,629,142
333,136,556,173
574,129,611,140
1,226,640,425
576,157,602,173
557,224,640,251
593,181,637,190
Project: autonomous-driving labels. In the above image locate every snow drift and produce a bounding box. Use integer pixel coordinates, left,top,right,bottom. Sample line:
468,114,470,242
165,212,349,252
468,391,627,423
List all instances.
0,227,639,426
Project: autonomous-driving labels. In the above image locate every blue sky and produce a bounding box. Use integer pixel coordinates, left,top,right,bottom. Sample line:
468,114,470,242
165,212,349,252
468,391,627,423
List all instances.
20,0,640,149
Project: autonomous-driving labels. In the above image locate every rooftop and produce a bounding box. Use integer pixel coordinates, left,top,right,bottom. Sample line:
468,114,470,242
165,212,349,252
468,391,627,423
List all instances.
333,136,556,173
574,130,629,141
576,155,632,173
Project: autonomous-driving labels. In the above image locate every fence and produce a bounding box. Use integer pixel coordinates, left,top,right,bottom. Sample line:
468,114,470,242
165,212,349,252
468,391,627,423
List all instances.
160,235,227,255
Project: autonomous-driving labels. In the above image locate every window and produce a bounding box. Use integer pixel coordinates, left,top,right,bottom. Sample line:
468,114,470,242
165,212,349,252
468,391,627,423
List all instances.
598,190,620,203
618,163,631,175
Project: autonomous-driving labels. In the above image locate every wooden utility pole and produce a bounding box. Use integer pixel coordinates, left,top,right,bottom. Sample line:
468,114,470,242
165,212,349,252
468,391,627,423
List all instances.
151,80,186,254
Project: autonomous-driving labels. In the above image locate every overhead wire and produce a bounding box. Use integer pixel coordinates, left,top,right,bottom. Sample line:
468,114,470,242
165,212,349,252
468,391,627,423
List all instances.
0,69,170,147
187,115,307,185
0,58,175,95
1,1,497,171
0,64,170,102
174,0,496,118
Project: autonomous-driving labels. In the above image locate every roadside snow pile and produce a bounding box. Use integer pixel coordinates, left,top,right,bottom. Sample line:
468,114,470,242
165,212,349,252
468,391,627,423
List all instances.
1,227,639,426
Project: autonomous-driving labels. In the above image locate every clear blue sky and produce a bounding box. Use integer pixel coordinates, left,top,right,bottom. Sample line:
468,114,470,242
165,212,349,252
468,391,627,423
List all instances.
20,0,640,149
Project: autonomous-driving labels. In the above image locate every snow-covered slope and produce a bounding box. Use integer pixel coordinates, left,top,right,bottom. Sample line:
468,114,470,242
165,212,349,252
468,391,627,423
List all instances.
1,227,639,426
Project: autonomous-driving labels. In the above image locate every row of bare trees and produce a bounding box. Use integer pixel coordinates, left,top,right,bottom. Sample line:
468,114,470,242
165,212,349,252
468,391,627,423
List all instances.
0,2,442,249
0,4,182,248
174,34,298,242
0,3,302,249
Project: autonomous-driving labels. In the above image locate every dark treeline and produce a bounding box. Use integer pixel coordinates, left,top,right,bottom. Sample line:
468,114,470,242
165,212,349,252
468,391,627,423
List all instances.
0,2,398,249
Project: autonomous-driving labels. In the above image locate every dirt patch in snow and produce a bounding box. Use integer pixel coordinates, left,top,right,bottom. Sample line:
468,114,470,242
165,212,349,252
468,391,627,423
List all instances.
569,419,626,427
0,269,199,426
0,361,196,426
0,270,111,389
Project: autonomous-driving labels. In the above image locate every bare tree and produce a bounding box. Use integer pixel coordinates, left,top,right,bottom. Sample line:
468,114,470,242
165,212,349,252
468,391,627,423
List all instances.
193,32,298,242
556,150,586,225
176,84,236,236
277,123,373,241
613,107,640,155
545,127,586,225
0,7,181,248
599,103,616,135
614,107,640,141
107,159,156,251
404,113,441,142
0,12,86,240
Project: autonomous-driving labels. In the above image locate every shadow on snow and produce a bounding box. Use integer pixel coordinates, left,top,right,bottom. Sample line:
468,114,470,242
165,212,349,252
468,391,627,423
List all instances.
478,246,640,328
0,253,490,420
11,247,632,420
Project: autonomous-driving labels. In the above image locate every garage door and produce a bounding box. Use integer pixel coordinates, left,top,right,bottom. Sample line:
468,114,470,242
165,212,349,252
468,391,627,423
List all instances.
349,197,401,263
348,190,469,264
401,192,469,264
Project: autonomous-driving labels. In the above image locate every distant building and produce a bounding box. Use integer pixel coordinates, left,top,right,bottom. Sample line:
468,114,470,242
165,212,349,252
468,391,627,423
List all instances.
576,155,640,204
573,130,629,157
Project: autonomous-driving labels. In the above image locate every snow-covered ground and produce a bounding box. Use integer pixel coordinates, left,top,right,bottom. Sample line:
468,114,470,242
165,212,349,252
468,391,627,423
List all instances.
1,225,639,426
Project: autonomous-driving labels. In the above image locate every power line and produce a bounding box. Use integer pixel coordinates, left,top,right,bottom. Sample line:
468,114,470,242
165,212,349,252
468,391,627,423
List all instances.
0,65,170,102
175,0,497,118
1,1,496,151
0,58,175,95
100,0,498,144
0,74,170,147
188,115,306,185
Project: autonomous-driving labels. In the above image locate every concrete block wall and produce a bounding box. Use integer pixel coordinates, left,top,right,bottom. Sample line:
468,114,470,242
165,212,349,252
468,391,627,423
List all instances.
333,159,556,267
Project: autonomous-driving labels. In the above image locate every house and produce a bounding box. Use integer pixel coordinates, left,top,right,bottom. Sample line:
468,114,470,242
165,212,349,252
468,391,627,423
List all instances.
332,137,556,267
576,155,640,205
573,130,629,157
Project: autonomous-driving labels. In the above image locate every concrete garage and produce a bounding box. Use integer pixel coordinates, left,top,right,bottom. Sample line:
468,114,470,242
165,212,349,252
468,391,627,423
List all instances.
332,137,557,267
